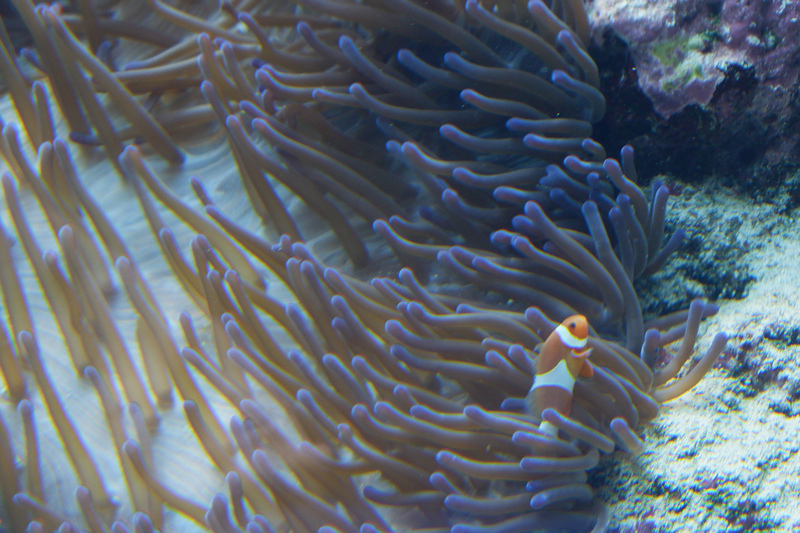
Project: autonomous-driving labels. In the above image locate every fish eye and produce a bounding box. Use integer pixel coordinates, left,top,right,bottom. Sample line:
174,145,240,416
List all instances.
569,322,576,328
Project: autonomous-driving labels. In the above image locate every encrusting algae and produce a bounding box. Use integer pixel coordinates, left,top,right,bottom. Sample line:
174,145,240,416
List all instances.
0,0,726,532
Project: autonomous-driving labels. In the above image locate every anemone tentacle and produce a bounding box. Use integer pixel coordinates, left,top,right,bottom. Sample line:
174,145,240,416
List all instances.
0,1,725,532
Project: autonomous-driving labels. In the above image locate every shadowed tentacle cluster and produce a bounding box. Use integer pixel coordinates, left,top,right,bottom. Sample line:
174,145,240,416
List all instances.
0,0,728,532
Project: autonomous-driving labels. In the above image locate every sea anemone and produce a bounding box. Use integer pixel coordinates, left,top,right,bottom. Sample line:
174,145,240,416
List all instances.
0,0,726,532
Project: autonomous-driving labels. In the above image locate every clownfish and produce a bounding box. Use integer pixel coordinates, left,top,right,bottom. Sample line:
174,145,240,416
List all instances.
526,315,594,437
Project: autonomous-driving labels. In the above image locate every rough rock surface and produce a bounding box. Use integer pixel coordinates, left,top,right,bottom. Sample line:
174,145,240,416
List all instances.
588,0,800,192
588,0,800,118
604,180,800,532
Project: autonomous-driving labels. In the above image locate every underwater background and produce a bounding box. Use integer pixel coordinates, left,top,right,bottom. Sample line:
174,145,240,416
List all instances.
0,0,798,531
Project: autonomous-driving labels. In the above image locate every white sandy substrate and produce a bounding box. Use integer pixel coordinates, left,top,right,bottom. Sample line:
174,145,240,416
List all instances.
608,181,800,532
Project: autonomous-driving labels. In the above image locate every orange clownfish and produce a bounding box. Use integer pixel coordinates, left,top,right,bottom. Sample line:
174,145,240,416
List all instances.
526,315,594,437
